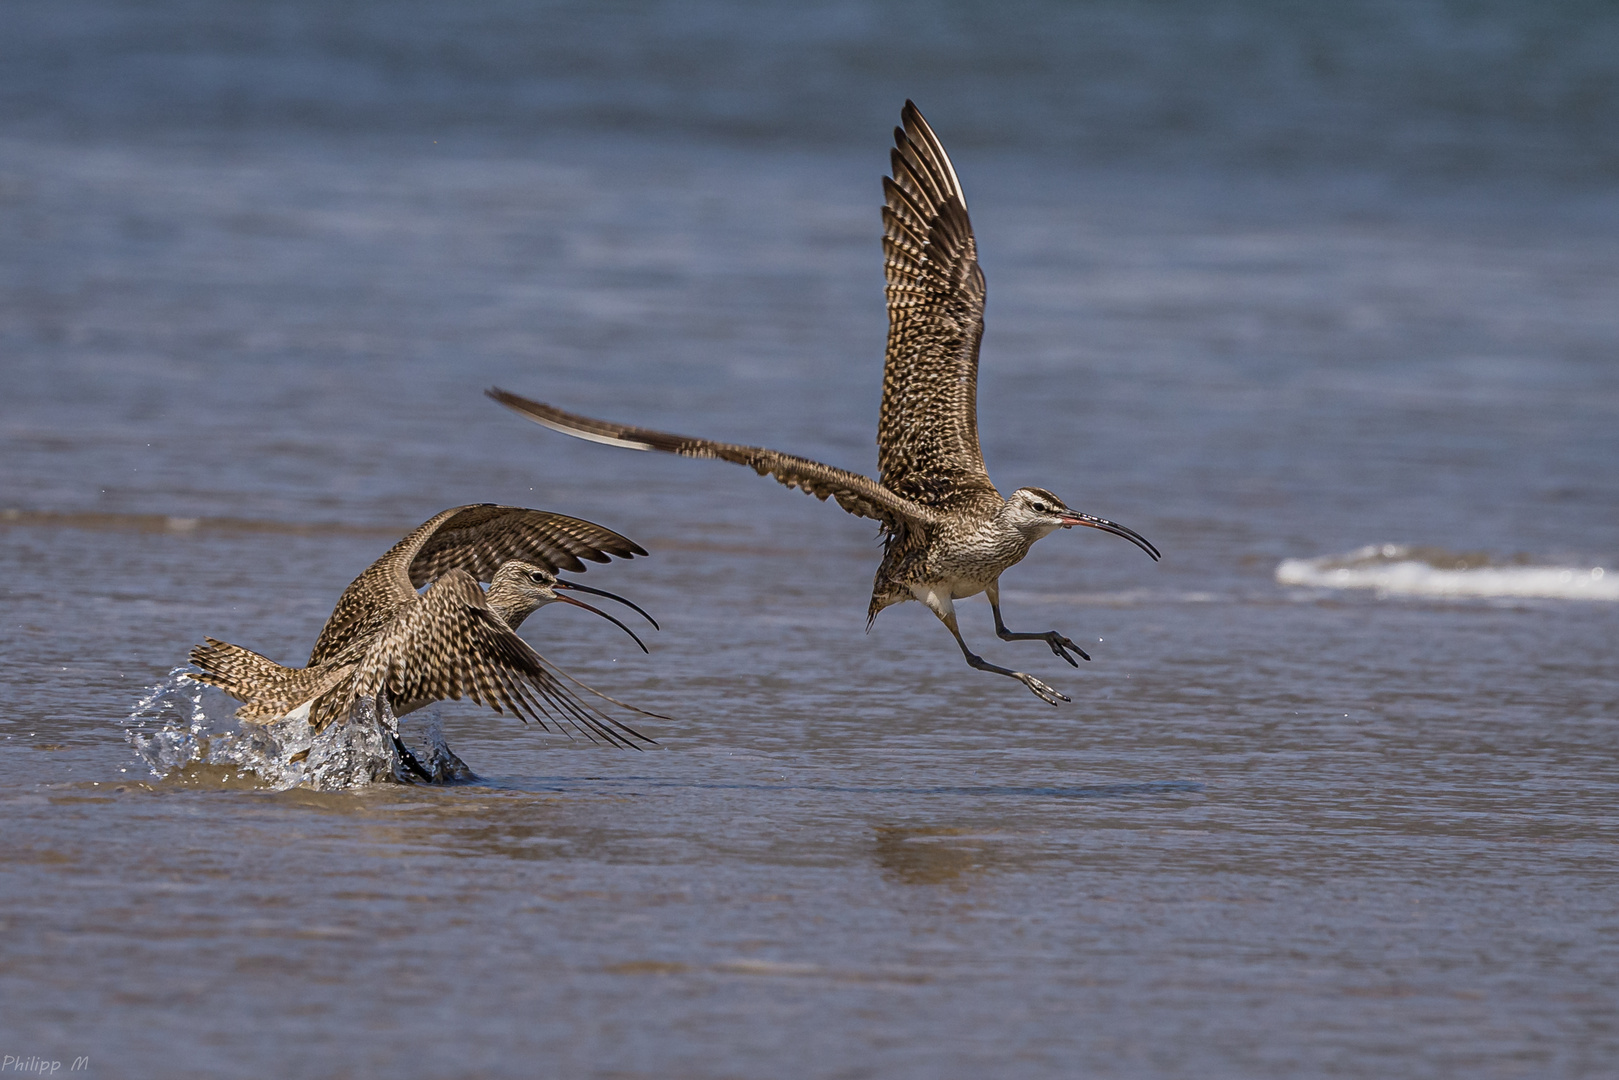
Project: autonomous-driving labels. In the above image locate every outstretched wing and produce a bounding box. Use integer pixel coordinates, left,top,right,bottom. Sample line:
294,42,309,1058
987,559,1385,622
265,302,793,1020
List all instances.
878,101,998,509
337,570,657,748
487,389,937,533
308,503,646,667
404,504,646,586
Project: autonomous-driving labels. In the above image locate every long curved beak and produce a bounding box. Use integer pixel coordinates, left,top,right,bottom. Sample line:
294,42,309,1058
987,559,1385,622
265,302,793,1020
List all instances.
552,594,651,653
1059,512,1162,561
554,579,659,629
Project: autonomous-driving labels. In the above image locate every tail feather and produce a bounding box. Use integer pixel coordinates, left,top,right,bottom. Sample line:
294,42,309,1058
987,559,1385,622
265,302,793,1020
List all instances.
188,637,296,697
189,637,353,724
866,574,908,630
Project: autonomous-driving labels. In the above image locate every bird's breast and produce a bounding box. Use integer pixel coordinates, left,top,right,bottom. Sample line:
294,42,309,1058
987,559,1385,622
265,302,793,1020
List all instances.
926,521,1032,583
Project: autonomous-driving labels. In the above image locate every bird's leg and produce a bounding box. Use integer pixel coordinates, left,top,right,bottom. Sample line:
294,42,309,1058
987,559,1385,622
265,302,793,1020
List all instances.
986,582,1090,666
921,591,1070,706
373,695,434,782
391,733,434,782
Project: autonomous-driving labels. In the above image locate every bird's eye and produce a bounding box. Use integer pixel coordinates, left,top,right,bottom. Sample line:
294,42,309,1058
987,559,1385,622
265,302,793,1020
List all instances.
1032,502,1048,513
529,572,547,583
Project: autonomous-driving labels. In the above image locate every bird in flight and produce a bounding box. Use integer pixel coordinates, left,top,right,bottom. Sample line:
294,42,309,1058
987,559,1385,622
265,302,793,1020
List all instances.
187,504,662,777
489,102,1158,705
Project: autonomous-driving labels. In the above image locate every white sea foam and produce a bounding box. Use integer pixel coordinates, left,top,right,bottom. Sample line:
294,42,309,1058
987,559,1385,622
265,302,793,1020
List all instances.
1276,544,1616,601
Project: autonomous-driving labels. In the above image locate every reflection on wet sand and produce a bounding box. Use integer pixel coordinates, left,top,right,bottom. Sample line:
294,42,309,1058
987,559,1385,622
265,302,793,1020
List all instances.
873,825,1006,886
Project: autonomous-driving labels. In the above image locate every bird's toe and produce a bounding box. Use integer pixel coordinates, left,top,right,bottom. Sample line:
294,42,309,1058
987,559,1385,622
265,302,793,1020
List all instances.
1046,633,1090,665
1022,674,1070,705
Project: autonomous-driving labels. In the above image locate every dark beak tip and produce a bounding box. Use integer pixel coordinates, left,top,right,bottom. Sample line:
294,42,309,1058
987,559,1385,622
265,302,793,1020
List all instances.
555,578,660,629
553,591,652,653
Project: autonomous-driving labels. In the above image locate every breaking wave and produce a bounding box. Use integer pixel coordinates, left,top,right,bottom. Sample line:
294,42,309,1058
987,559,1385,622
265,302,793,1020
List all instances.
1276,544,1616,601
124,669,474,790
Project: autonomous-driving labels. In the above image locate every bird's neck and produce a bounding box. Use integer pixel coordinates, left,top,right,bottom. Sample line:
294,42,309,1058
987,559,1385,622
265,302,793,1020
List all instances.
496,603,537,630
484,577,541,629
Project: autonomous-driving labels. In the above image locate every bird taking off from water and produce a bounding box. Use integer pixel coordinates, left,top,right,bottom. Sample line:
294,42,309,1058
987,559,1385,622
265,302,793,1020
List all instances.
187,504,662,775
489,102,1159,705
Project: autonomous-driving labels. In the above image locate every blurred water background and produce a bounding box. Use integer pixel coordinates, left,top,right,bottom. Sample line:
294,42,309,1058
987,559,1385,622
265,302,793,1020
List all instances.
2,1,1617,1076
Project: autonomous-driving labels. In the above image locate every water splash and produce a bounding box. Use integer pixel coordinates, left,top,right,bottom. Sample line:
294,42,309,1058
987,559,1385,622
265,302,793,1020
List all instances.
416,714,478,783
123,669,453,790
1276,545,1616,601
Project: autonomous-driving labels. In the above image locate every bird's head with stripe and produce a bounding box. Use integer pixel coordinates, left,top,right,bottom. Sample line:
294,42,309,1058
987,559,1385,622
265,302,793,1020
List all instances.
1004,488,1162,561
485,561,660,652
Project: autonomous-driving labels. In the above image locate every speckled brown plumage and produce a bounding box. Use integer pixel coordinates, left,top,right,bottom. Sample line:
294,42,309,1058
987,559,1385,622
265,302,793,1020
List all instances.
878,102,997,514
188,637,356,723
482,390,936,535
487,103,1160,705
309,503,647,667
187,506,657,746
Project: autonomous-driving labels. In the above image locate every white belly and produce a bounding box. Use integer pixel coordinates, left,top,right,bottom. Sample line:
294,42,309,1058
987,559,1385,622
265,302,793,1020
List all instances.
909,578,989,609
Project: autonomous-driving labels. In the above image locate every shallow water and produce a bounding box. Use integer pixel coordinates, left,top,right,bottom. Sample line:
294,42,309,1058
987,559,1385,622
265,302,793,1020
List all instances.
3,2,1619,1077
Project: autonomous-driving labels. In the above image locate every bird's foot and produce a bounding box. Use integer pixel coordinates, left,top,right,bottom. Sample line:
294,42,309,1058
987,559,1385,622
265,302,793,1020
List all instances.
1018,673,1071,706
961,647,1073,705
391,735,435,782
1042,631,1090,666
993,626,1091,665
